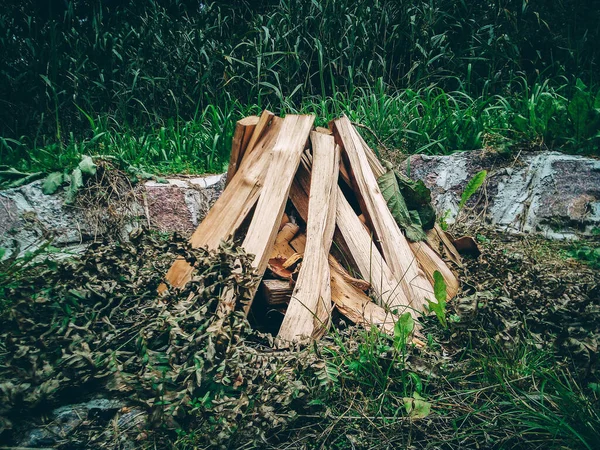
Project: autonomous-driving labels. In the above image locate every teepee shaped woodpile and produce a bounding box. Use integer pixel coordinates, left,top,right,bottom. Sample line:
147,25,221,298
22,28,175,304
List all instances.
160,111,460,345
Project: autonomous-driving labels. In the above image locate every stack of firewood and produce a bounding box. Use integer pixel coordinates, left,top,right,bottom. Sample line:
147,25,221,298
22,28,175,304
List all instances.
160,111,460,345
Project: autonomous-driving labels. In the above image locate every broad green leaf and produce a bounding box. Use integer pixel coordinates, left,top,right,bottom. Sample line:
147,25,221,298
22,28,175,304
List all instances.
433,270,447,304
426,270,447,328
78,155,97,176
459,170,487,209
65,168,84,204
378,169,430,242
378,170,412,228
403,392,431,419
393,312,414,351
405,210,427,242
396,176,436,230
42,172,65,194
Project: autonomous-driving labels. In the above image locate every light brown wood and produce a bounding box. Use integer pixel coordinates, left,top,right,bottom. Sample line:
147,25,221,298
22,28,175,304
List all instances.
225,115,260,186
162,115,284,291
259,279,292,305
208,114,314,335
271,222,300,259
289,234,397,337
288,156,414,316
354,131,460,298
278,132,339,343
332,116,434,312
243,110,275,157
330,271,396,335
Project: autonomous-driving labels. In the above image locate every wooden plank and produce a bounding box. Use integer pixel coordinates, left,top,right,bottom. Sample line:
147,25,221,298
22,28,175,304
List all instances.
289,153,414,316
352,128,460,299
243,110,275,157
218,115,315,319
161,115,284,291
332,116,434,313
289,234,398,337
225,115,260,186
278,132,339,343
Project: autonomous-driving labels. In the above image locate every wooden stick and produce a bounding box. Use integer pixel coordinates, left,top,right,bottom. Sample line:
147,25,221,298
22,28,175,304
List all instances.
289,159,414,316
289,234,397,337
214,115,314,322
332,116,434,312
225,115,260,186
160,113,283,291
351,127,459,298
278,132,339,343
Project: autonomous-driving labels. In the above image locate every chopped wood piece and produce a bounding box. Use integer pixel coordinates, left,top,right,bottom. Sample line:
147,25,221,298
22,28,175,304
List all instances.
408,239,460,298
279,213,290,230
267,257,294,280
225,115,260,186
259,279,293,305
278,131,339,344
290,233,397,337
282,253,303,270
427,223,462,267
315,126,333,135
244,110,275,157
271,223,300,259
162,113,283,291
330,272,396,335
354,131,461,298
289,158,413,315
333,116,434,312
221,115,315,318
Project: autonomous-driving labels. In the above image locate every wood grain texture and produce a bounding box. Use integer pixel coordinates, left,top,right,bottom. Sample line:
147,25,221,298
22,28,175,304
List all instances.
289,156,413,315
351,126,460,299
289,233,396,337
259,279,293,305
333,116,434,312
161,115,283,291
225,115,260,186
278,131,339,343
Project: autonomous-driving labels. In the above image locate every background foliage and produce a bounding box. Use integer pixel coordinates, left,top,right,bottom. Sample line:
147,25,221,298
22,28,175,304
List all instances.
1,0,599,173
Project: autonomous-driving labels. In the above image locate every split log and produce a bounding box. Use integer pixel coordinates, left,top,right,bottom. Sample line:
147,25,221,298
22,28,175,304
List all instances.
243,110,275,158
259,279,293,305
289,157,413,315
225,115,260,186
289,234,399,337
161,111,282,291
220,114,315,319
332,116,434,312
278,131,339,343
351,126,460,298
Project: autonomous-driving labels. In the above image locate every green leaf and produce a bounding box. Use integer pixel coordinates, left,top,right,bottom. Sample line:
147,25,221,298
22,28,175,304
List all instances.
433,270,447,304
426,270,447,328
405,210,427,242
78,155,97,176
403,392,431,419
393,312,414,351
65,168,84,204
42,172,65,194
378,170,429,242
378,170,412,227
396,176,436,230
459,170,487,209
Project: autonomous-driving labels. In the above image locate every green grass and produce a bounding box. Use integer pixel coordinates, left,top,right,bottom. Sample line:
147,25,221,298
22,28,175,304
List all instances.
2,80,598,176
